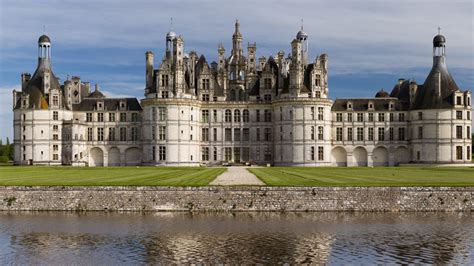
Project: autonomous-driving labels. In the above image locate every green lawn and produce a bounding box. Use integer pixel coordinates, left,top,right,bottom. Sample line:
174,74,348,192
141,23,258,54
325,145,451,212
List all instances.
0,166,226,186
248,167,474,186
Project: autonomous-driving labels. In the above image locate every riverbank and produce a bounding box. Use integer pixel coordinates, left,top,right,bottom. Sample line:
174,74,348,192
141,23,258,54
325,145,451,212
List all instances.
0,186,472,212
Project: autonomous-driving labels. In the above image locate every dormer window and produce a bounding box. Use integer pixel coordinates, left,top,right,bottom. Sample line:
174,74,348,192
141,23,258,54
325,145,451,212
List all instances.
202,79,210,90
315,74,321,87
52,95,59,106
161,75,169,87
368,101,374,110
347,101,353,110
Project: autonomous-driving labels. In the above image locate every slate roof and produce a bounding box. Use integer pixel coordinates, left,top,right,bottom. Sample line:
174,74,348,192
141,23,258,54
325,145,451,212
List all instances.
72,98,142,111
331,98,403,111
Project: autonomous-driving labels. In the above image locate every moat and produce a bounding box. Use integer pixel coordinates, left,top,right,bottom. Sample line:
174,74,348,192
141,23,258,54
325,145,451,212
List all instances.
0,212,472,264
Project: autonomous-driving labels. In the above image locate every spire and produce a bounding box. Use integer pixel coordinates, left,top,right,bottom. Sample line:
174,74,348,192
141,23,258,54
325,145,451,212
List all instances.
232,19,243,57
301,19,304,31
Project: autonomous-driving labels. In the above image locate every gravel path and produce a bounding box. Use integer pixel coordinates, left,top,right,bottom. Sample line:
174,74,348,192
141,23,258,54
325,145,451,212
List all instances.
210,167,265,186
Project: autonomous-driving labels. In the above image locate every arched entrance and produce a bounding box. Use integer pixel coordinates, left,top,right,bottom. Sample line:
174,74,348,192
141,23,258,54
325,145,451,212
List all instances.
125,147,141,166
89,147,104,167
395,146,410,165
331,147,347,166
108,147,120,166
353,147,368,167
373,146,389,166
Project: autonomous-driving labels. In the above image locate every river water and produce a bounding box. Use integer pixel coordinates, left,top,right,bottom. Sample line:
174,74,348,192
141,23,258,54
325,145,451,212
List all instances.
0,212,473,264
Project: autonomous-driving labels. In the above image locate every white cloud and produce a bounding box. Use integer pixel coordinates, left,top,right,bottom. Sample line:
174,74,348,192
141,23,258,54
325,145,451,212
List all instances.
0,85,17,142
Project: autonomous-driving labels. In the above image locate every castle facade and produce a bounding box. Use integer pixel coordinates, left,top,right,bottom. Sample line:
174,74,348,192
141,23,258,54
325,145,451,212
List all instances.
13,22,472,166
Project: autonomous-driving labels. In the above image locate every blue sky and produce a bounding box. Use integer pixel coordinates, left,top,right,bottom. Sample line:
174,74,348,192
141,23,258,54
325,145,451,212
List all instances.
0,0,473,141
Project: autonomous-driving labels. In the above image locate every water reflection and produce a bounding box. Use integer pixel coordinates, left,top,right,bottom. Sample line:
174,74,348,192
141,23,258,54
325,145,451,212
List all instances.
0,212,472,264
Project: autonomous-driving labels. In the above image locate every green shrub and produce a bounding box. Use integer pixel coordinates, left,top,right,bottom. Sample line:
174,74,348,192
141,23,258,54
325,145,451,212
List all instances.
0,156,8,163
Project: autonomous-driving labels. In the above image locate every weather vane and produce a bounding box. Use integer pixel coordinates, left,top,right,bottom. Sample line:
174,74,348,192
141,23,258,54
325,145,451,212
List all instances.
438,27,441,35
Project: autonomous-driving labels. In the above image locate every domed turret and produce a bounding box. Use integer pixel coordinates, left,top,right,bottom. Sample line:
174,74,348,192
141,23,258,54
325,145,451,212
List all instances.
433,34,446,47
38,34,51,44
296,29,308,41
375,89,389,98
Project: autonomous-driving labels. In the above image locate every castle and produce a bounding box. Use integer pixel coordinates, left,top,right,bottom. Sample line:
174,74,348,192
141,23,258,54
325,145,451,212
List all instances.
13,21,472,166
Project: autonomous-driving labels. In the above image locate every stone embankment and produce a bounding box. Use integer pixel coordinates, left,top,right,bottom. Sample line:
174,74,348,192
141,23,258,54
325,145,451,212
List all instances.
0,186,472,211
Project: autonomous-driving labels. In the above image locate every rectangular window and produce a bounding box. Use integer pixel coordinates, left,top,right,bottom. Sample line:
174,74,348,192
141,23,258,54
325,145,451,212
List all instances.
131,127,139,141
224,147,232,161
264,110,272,122
256,128,261,141
213,128,218,141
318,126,324,140
456,111,462,120
378,127,385,141
234,110,241,122
336,127,343,141
225,110,232,122
120,113,127,122
264,128,272,141
158,107,167,121
53,154,59,161
97,128,104,141
202,147,209,161
315,74,321,87
467,111,471,120
347,113,353,122
109,113,115,122
418,126,423,139
357,128,364,141
264,148,272,161
159,126,166,140
368,113,374,122
53,145,58,151
87,128,93,141
213,110,218,122
152,107,156,121
159,146,166,161
318,107,324,120
456,96,462,105
468,127,471,139
336,113,343,122
368,127,374,141
202,128,209,141
53,125,58,131
467,146,471,160
398,127,405,141
418,112,423,120
264,78,272,90
378,113,385,122
311,126,315,140
318,146,324,161
264,94,271,102
456,146,463,160
213,147,217,161
234,147,241,162
389,127,394,141
242,128,250,141
86,113,92,122
131,113,139,122
234,128,241,141
108,127,116,141
225,128,232,141
53,111,58,121
347,128,353,141
357,113,363,122
315,91,321,98
256,110,261,122
161,74,169,87
97,113,104,122
120,127,127,141
202,110,209,123
389,113,394,122
456,126,462,139
311,146,315,161
398,113,405,122
202,79,210,90
151,126,155,140
52,95,59,106
201,94,210,101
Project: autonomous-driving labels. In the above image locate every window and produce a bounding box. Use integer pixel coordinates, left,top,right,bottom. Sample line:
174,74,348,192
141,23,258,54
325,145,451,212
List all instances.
157,107,166,121
109,113,116,122
225,128,232,141
418,112,423,120
378,127,385,141
52,95,59,106
389,127,394,141
336,128,343,141
152,107,156,120
152,146,156,161
311,107,315,120
368,127,374,141
131,127,139,141
202,94,210,101
256,128,261,141
318,107,324,120
315,74,321,87
243,109,249,122
336,113,342,122
234,110,241,122
264,128,272,141
213,147,218,161
357,113,363,122
347,128,353,141
456,96,462,105
120,113,127,122
378,113,385,122
161,74,169,87
311,146,315,161
347,113,353,122
86,113,92,122
87,128,93,141
53,125,58,131
318,146,324,160
97,113,104,122
224,147,232,161
202,147,209,161
234,128,241,141
131,113,139,122
159,146,166,161
213,110,218,122
53,111,58,121
97,128,104,141
202,79,210,90
456,146,463,160
467,111,471,120
468,127,471,139
225,109,232,122
120,127,127,141
467,146,471,160
264,78,272,90
108,128,116,141
456,111,462,120
311,126,315,140
357,128,364,141
368,113,374,122
264,148,272,161
243,128,250,141
399,113,405,122
202,110,209,123
389,113,394,122
398,127,405,141
161,91,169,98
159,126,166,140
202,128,209,141
315,91,321,98
256,110,261,122
318,126,323,140
418,126,423,139
151,126,155,140
53,145,59,151
264,110,272,122
264,94,271,101
53,154,59,161
456,126,462,139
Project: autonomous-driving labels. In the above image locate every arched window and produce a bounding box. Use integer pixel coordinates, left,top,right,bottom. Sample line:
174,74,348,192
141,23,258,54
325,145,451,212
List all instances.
238,89,245,101
243,109,249,122
225,109,232,122
234,109,241,122
229,89,236,101
239,70,245,80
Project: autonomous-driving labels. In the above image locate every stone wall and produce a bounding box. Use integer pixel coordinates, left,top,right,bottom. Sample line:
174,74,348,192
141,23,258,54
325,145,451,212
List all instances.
0,186,472,212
